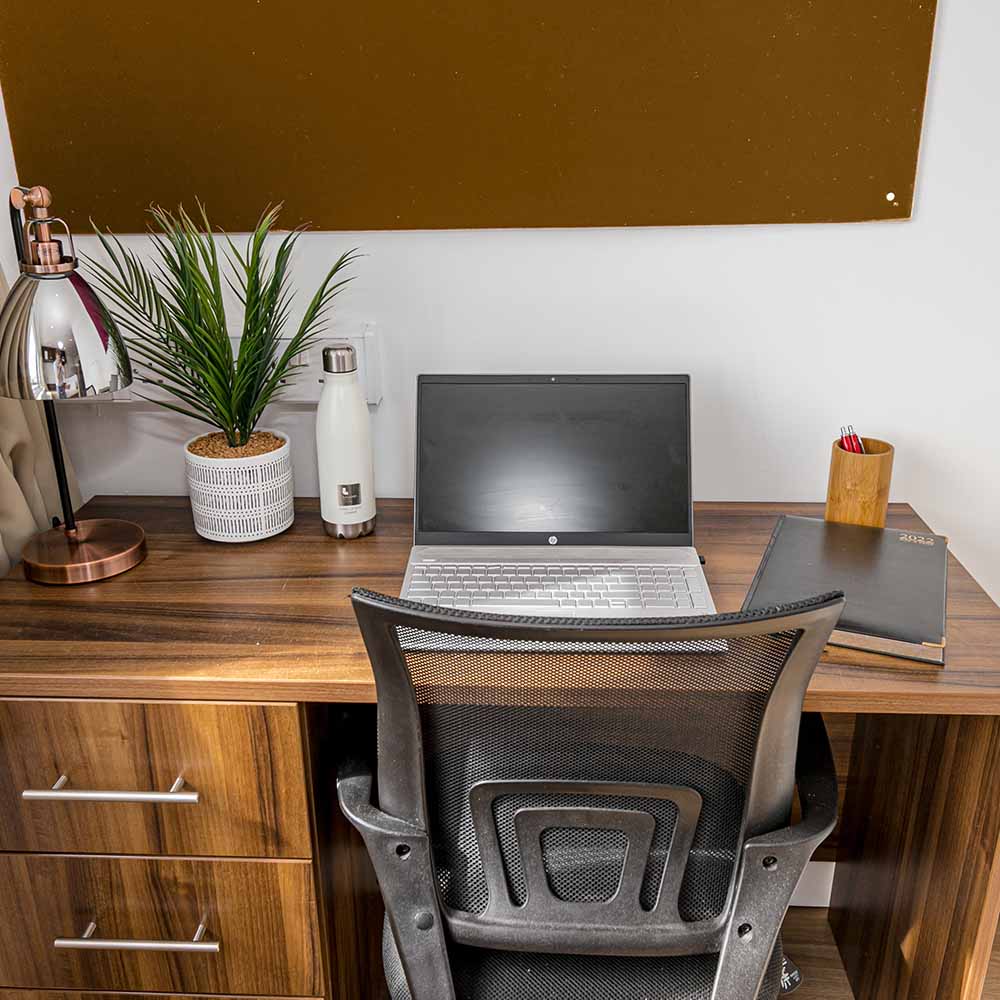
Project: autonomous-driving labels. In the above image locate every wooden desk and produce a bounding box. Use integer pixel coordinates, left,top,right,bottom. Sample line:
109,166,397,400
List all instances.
2,496,999,1000
3,497,999,712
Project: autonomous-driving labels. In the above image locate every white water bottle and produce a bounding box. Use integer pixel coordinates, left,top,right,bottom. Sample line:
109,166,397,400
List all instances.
316,343,376,538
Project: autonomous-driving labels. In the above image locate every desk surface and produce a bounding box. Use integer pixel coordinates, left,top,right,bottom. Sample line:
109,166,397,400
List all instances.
2,496,998,713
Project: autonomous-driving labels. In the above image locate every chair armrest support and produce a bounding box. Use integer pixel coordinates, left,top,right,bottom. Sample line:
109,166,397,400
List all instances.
711,713,837,1000
337,760,425,839
337,758,456,1000
745,710,839,851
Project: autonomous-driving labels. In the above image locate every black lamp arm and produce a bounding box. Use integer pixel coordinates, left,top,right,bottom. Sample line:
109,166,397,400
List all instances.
9,185,28,265
43,400,77,532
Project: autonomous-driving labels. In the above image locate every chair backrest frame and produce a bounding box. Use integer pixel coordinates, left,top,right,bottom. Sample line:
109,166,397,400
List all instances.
352,589,843,957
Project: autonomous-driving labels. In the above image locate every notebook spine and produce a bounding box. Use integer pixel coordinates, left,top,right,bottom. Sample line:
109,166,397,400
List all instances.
741,516,785,613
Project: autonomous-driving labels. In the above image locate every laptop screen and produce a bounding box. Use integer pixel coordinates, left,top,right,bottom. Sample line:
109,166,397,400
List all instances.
415,375,692,546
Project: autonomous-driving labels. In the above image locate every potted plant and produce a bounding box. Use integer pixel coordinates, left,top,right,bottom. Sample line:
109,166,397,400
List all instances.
87,205,357,542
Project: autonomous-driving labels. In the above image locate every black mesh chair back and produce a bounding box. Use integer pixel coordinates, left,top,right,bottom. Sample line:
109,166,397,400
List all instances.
339,590,843,1000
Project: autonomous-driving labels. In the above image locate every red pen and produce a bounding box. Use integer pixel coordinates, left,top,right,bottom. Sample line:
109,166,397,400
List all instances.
848,424,865,454
840,426,856,452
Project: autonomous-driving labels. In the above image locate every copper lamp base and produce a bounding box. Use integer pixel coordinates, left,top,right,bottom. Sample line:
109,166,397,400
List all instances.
22,518,147,585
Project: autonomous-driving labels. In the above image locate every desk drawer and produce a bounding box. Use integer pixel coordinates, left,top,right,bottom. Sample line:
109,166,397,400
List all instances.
0,993,317,1000
0,700,311,858
0,854,323,996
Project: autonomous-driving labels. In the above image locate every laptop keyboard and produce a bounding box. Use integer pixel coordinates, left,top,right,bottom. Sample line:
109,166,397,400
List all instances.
405,563,709,611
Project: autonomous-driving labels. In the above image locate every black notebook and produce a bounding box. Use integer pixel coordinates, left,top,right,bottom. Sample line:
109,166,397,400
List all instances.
743,515,948,665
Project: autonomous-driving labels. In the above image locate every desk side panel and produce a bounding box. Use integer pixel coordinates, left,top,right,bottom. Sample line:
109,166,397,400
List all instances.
831,713,1000,1000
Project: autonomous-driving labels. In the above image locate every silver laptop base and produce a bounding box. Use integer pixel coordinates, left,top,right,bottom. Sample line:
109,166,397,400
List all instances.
401,546,716,619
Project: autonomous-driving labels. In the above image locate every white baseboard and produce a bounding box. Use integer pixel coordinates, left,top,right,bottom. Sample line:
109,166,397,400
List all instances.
789,861,835,907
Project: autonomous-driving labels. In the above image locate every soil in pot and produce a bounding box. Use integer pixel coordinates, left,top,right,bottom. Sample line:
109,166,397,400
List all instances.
187,431,285,459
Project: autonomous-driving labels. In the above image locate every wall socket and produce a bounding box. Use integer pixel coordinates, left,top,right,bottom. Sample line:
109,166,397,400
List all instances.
111,321,383,408
311,321,383,406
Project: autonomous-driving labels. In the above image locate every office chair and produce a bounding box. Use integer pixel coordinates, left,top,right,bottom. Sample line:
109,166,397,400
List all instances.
338,589,844,1000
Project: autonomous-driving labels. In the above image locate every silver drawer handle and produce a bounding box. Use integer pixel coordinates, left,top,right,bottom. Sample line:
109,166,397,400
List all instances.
23,774,199,804
55,919,219,953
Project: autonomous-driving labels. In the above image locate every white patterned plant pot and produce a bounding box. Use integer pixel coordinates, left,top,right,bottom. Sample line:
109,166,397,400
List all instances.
184,431,295,542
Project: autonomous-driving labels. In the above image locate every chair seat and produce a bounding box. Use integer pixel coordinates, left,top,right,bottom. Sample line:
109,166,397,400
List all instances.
383,917,784,1000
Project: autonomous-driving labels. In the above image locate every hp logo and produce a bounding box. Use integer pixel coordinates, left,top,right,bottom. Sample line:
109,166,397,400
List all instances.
548,535,558,545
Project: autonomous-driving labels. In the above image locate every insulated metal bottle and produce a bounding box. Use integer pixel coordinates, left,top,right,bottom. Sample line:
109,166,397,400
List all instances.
316,343,376,538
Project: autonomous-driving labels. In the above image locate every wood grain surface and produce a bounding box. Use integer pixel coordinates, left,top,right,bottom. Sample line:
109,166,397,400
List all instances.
830,713,1000,1000
0,907,875,999
782,907,858,1000
987,922,1000,1000
304,705,387,1000
0,854,323,995
0,906,994,999
1,497,998,713
0,700,311,858
825,437,895,528
0,993,320,1000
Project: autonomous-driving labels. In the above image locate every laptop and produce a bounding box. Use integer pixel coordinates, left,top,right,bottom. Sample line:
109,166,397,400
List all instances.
400,374,716,617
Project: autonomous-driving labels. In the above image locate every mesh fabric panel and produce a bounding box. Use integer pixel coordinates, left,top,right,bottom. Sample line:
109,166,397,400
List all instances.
381,915,785,1000
395,623,802,923
541,826,630,903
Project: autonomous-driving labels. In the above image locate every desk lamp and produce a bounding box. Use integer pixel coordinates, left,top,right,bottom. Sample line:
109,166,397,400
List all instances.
0,184,145,583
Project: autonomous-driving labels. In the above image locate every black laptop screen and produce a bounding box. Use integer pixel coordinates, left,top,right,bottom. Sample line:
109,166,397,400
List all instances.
415,376,692,545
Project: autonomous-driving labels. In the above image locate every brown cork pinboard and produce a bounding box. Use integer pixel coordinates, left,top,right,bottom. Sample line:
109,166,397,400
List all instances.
0,0,938,231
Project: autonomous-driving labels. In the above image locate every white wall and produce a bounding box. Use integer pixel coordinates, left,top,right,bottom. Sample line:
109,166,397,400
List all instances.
2,0,998,600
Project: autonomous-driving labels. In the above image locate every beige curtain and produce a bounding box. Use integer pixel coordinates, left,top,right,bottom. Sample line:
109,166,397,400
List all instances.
0,267,82,575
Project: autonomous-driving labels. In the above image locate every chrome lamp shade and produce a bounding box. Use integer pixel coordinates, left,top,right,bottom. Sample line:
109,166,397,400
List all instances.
0,184,145,584
0,269,133,401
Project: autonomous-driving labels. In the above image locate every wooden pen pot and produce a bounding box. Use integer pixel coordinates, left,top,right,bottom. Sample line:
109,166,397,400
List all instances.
825,437,894,528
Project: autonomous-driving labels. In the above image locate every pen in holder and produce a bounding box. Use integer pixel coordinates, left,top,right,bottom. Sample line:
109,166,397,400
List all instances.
825,437,894,528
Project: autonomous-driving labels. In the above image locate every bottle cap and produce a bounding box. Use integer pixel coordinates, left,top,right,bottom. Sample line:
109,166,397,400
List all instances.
322,343,357,374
